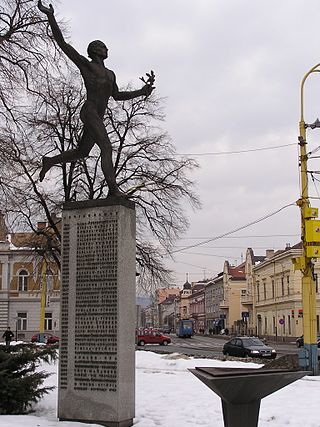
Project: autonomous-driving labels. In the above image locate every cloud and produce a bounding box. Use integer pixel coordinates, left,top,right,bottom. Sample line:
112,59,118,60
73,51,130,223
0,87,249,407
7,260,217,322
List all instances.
57,0,320,283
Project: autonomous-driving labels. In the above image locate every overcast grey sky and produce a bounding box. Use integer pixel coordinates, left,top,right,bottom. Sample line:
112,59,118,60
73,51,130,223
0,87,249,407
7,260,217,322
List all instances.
56,0,320,284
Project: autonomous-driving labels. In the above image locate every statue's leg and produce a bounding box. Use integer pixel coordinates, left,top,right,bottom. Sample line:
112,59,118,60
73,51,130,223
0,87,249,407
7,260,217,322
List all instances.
39,129,94,182
84,111,123,197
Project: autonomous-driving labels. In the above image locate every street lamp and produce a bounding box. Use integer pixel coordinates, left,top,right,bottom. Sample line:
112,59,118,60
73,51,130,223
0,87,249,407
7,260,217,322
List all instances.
293,62,320,375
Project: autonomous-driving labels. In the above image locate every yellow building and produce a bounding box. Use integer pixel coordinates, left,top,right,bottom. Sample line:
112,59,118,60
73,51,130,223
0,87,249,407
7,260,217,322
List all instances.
0,213,60,341
220,261,247,334
177,280,192,320
242,243,320,340
242,248,269,335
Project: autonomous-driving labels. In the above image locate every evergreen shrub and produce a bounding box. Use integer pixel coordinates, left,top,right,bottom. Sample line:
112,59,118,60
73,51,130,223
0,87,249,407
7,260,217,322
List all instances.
0,343,58,414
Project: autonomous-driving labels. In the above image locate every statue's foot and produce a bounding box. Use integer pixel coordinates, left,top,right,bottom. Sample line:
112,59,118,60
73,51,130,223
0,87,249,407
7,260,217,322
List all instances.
39,157,51,182
107,188,128,198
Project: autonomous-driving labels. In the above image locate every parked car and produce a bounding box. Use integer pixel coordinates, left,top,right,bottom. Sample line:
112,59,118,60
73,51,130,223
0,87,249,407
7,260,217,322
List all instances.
296,335,320,348
163,326,172,334
31,332,59,344
222,336,277,359
136,329,171,346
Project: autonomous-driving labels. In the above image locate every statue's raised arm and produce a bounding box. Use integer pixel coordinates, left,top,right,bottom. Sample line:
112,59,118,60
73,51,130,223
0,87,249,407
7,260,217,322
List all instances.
37,0,88,69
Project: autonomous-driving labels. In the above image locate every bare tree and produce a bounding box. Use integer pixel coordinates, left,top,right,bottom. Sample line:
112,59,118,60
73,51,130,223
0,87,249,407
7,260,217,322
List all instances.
105,93,200,290
0,3,201,293
0,71,200,292
0,1,45,112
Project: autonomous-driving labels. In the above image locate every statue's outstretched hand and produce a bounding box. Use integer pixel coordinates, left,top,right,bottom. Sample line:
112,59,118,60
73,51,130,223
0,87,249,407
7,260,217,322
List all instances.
140,70,155,98
38,0,54,15
142,84,154,97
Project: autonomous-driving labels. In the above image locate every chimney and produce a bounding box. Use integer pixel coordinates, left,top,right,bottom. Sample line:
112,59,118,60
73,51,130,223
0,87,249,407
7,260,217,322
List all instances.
266,249,274,259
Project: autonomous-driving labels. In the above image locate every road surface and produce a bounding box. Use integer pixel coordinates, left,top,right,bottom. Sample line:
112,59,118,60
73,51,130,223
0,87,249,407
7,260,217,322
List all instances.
136,333,300,359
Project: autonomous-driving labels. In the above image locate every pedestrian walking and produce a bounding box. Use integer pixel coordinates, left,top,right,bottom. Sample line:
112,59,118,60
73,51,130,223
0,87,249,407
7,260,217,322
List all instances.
2,327,14,346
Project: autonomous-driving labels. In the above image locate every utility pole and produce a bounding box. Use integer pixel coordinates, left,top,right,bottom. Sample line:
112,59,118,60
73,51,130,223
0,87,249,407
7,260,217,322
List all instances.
293,63,320,375
39,258,47,343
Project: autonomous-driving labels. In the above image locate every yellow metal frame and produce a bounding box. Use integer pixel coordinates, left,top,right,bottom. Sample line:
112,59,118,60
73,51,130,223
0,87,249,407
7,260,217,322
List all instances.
305,220,320,242
298,64,320,373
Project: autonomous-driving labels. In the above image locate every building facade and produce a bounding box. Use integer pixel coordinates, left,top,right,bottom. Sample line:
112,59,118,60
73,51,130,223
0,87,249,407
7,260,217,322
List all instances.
239,243,320,340
205,273,224,333
189,284,205,333
241,248,267,335
176,280,192,321
220,261,246,334
0,214,60,341
0,241,60,341
253,244,306,340
158,295,176,330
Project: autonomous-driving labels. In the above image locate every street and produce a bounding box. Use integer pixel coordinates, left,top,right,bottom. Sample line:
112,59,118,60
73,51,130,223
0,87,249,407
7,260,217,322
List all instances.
137,333,300,359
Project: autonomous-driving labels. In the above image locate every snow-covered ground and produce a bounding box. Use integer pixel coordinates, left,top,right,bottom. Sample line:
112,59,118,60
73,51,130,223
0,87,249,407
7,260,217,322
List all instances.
1,349,319,427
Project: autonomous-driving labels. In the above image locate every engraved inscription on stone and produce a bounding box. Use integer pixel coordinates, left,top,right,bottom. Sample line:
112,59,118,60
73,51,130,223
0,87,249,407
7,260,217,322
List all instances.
74,217,118,392
60,223,70,389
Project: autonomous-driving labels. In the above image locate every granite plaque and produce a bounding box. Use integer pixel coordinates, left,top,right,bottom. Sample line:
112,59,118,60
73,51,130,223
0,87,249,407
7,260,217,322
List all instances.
58,198,136,427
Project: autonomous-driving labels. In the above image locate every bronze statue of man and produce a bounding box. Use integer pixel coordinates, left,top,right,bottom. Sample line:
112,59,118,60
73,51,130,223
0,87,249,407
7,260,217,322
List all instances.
37,1,155,197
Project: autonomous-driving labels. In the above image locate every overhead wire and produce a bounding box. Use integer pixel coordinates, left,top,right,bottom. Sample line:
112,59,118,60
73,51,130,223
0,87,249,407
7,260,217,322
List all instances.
149,234,299,242
172,244,293,249
173,234,299,240
173,260,220,273
178,251,241,259
176,143,296,157
165,203,296,256
311,172,320,199
307,144,320,157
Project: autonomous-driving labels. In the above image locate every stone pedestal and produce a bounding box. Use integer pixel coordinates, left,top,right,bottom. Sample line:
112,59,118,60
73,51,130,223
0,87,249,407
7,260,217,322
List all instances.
58,197,136,427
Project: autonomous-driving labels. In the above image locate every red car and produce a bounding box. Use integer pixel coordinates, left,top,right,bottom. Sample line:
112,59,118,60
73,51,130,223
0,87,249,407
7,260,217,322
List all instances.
136,329,171,346
31,332,59,344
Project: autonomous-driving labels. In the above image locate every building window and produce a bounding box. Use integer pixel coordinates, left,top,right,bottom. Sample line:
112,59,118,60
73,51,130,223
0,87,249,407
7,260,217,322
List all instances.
288,315,291,335
287,276,290,295
18,269,29,292
271,280,275,299
264,317,267,334
45,313,53,331
257,282,260,301
272,316,276,334
46,269,54,291
17,312,27,330
281,277,285,296
263,282,266,300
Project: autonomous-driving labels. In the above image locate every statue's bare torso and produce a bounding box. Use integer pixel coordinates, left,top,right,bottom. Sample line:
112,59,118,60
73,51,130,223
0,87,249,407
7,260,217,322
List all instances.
80,61,115,116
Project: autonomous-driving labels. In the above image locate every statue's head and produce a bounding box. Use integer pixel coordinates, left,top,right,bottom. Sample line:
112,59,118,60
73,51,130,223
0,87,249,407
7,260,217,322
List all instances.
87,40,108,60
